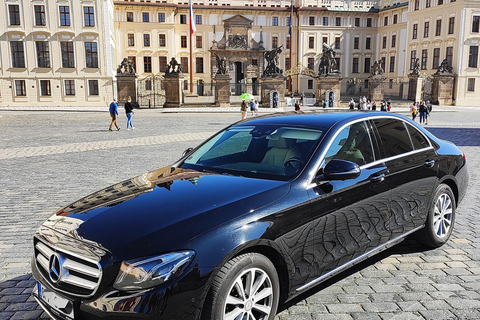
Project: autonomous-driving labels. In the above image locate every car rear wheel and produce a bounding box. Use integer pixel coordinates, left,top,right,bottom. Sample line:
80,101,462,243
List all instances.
204,253,280,320
417,184,456,248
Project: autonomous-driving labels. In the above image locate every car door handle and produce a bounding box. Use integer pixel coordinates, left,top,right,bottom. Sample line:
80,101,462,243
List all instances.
370,173,385,183
424,160,435,168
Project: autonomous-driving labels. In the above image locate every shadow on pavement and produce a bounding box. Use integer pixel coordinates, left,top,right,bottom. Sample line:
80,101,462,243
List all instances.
0,274,47,319
426,127,480,147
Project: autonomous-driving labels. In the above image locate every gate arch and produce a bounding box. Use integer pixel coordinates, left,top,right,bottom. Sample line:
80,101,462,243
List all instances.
137,74,165,108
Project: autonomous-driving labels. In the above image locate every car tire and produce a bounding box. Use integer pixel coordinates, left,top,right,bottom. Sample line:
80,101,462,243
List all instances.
416,184,456,248
204,253,280,320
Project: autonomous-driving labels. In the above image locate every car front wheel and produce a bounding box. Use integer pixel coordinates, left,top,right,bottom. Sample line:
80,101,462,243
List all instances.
417,184,456,248
204,253,280,320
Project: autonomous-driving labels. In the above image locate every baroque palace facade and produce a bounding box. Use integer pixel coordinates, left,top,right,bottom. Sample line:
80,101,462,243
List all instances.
1,0,480,106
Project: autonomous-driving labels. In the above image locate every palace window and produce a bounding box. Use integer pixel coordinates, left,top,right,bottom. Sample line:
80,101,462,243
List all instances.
11,41,25,68
84,7,95,27
36,41,50,68
354,37,359,50
421,49,428,69
308,57,314,70
60,41,75,68
159,13,165,22
272,36,278,48
335,17,341,26
88,80,99,95
309,36,314,49
393,14,398,24
410,50,417,70
435,19,442,36
181,36,187,48
391,35,396,48
143,12,149,22
335,37,341,49
414,0,419,10
364,57,371,73
473,16,479,33
59,6,71,26
181,57,188,73
196,35,202,48
323,17,328,26
367,18,372,27
272,17,278,26
365,37,371,50
384,16,388,26
34,5,46,26
159,34,166,47
469,46,478,68
426,0,431,8
15,80,26,96
352,58,359,73
159,56,167,72
180,14,186,24
286,36,291,49
413,24,418,39
196,57,203,73
446,47,453,66
144,34,150,47
382,36,387,49
355,17,360,27
424,21,429,38
433,48,440,69
144,56,152,73
85,42,98,68
9,5,20,25
196,15,202,25
389,56,395,72
127,12,133,22
65,80,75,95
285,57,290,70
309,16,315,26
467,78,475,92
40,80,51,96
128,34,134,46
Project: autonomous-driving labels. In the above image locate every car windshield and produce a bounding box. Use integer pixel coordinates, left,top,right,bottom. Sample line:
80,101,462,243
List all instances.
181,124,324,180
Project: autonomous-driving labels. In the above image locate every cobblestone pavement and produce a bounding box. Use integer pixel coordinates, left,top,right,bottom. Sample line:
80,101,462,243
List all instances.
0,108,479,320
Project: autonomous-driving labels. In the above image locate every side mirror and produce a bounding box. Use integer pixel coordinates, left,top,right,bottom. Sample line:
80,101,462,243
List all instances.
182,147,194,158
323,159,361,181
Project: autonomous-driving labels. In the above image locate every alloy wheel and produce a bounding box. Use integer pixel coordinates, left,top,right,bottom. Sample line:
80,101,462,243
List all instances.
432,193,453,239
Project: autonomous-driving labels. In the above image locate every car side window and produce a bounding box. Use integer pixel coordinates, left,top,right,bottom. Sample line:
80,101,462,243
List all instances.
406,123,430,150
373,118,413,157
324,121,375,166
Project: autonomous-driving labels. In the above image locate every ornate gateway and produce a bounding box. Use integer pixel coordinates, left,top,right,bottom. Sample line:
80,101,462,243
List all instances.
137,74,165,108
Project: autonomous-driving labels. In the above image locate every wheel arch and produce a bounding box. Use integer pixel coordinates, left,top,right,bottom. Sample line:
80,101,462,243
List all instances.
439,177,459,207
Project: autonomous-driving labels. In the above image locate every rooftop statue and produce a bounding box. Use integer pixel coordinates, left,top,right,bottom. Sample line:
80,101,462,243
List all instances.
263,45,284,76
117,58,135,74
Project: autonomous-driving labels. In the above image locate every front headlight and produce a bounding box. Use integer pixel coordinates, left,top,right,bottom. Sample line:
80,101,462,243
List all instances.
113,251,195,291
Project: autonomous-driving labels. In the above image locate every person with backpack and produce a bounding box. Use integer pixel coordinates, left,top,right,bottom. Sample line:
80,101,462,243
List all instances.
411,102,418,121
124,96,135,130
418,100,428,124
294,100,301,111
425,100,432,124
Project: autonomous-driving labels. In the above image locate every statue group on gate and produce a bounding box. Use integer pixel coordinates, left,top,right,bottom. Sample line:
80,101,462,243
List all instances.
214,53,228,75
370,59,384,76
263,45,283,76
410,58,421,76
318,43,339,76
117,58,135,74
165,57,183,75
435,58,453,75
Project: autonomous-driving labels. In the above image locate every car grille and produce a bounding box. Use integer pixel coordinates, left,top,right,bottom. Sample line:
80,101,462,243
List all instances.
34,238,102,297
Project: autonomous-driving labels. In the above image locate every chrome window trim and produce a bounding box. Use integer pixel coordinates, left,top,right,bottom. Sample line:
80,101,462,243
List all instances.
34,236,103,298
307,115,434,187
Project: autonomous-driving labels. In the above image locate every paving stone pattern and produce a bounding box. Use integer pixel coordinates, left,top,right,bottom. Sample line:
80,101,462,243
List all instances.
0,108,479,320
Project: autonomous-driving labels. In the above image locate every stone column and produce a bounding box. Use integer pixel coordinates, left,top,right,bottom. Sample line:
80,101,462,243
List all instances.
315,75,342,107
260,76,287,108
163,73,184,108
116,74,137,104
432,74,455,106
368,75,386,102
214,74,231,108
408,74,423,101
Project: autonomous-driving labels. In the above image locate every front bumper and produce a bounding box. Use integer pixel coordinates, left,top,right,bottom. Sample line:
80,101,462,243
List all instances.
32,258,214,320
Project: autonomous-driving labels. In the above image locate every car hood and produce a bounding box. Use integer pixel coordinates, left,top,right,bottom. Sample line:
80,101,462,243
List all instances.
43,166,289,262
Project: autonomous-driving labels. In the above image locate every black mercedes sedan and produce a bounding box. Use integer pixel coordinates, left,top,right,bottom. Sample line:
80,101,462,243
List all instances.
31,112,468,320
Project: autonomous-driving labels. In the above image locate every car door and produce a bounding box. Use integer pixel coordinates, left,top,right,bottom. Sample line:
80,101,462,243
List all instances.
304,120,392,285
370,117,438,238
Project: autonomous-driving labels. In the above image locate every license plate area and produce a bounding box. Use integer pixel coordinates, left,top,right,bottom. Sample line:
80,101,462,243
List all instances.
38,282,75,320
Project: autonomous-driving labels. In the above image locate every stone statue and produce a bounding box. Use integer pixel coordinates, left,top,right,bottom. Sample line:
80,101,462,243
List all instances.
410,58,420,76
117,58,135,74
165,57,183,75
370,59,384,76
214,53,228,75
318,43,338,76
263,45,283,76
435,58,453,75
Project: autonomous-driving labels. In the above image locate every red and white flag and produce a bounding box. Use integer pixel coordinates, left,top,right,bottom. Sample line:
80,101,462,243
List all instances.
189,1,196,35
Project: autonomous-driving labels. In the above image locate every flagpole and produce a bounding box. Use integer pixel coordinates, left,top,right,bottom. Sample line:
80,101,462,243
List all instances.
189,0,194,95
289,0,293,94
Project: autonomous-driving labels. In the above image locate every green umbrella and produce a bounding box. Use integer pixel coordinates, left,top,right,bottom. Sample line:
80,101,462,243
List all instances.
241,93,254,100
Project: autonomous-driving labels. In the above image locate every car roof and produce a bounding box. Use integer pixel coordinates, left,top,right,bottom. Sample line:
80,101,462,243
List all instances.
239,111,405,129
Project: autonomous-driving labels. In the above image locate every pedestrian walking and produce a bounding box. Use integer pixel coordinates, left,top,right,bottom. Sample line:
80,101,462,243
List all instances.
125,96,135,130
425,100,432,125
240,100,248,120
371,101,377,111
300,92,305,106
418,100,427,124
108,98,120,131
250,100,255,116
294,99,301,111
387,99,392,112
380,101,387,111
349,98,355,110
254,100,259,115
411,102,418,121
